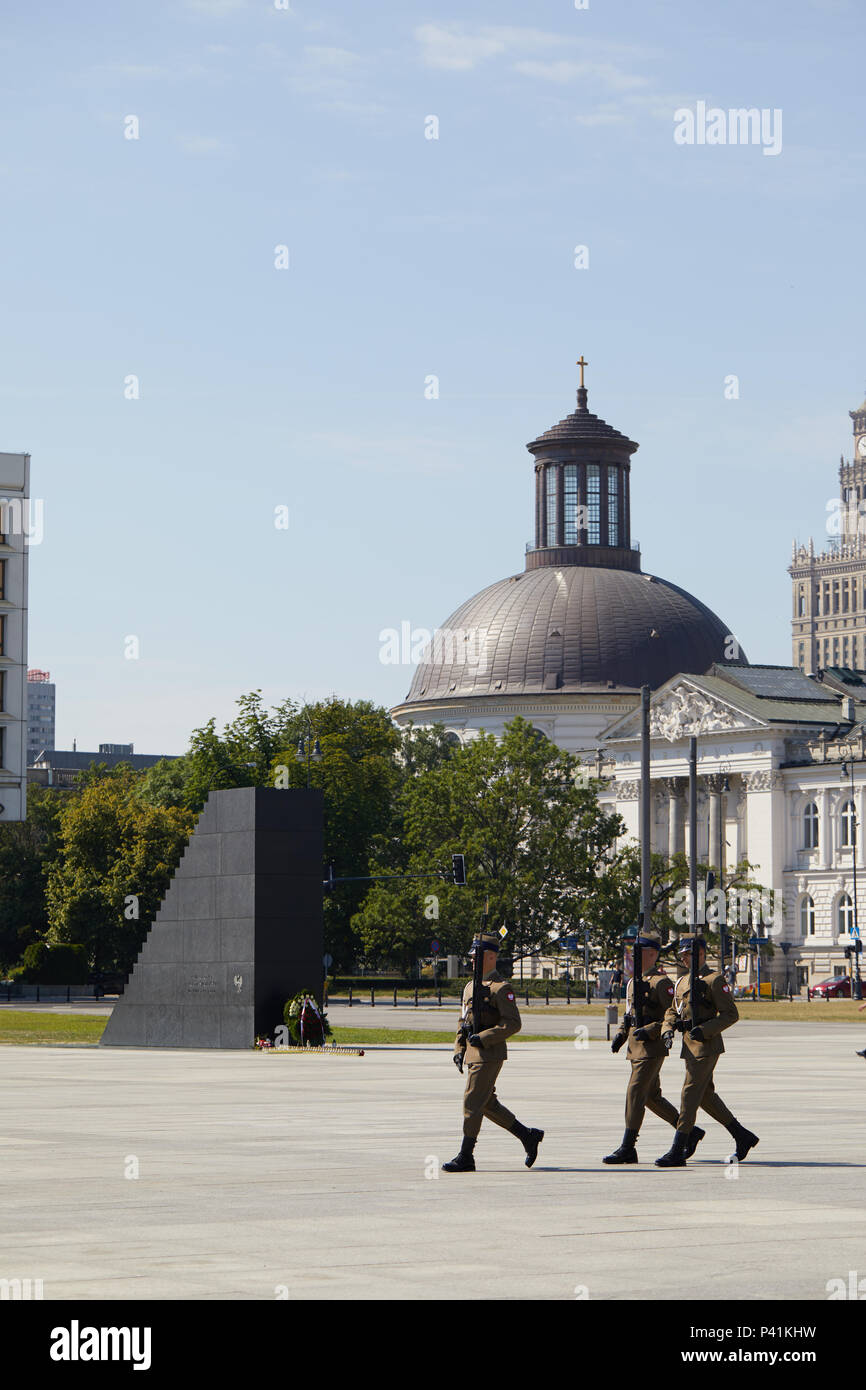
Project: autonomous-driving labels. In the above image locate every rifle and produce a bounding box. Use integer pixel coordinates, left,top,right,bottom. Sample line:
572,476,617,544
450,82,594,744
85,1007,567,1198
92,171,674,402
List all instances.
633,912,645,1030
691,874,712,1036
472,898,490,1039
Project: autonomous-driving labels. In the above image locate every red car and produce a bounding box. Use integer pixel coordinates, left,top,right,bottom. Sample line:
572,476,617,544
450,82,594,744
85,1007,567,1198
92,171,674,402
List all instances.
809,976,852,999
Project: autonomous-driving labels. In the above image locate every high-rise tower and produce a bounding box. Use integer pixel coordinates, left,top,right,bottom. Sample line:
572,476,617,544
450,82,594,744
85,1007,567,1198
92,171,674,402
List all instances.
790,392,866,672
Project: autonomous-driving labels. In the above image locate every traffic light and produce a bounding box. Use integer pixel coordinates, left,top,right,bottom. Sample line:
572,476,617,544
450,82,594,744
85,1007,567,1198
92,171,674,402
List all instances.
857,939,863,954
451,853,467,886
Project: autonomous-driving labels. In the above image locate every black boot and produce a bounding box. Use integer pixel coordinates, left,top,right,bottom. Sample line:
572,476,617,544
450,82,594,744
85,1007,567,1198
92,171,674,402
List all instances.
686,1125,706,1159
726,1119,759,1161
442,1136,476,1172
856,1049,866,1059
603,1128,639,1164
655,1130,690,1167
511,1120,545,1168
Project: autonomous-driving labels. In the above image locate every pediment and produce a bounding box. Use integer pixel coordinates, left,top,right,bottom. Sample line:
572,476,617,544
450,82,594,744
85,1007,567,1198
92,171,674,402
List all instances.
603,680,765,744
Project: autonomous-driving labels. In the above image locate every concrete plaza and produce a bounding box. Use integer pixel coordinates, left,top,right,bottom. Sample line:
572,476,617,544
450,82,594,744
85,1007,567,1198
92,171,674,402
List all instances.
2,1019,865,1301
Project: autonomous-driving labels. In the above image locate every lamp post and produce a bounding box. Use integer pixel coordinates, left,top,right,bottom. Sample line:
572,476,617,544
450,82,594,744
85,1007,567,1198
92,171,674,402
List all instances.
295,720,322,789
841,758,863,1000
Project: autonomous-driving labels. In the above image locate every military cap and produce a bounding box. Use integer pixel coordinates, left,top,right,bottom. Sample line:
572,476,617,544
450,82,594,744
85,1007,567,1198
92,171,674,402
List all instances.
469,932,500,955
677,935,707,954
632,931,662,950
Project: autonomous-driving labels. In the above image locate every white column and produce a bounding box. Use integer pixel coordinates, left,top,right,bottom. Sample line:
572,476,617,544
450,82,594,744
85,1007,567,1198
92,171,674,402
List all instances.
668,781,682,857
708,785,720,872
819,790,831,869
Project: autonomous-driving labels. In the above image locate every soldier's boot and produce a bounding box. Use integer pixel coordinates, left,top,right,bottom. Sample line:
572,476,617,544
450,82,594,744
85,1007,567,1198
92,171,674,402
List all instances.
442,1136,476,1173
685,1125,706,1159
856,1048,866,1059
602,1128,639,1164
654,1130,690,1167
726,1119,759,1161
511,1120,544,1168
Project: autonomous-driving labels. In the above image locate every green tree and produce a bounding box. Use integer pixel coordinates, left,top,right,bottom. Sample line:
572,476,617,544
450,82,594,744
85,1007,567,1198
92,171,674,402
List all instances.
352,718,627,973
0,784,65,972
45,766,194,976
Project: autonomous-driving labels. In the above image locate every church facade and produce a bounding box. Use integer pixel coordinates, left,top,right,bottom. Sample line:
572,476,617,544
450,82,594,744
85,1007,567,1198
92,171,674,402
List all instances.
391,371,866,992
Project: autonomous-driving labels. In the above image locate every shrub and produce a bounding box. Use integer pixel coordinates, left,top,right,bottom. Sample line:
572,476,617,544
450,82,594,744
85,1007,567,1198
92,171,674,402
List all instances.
16,941,89,985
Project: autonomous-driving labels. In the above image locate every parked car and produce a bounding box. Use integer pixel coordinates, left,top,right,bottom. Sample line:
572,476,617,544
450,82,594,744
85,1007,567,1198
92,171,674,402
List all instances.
808,976,852,999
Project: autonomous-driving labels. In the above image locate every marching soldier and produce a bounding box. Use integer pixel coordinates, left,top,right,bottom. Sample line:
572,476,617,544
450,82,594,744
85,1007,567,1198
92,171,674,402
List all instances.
603,929,704,1164
655,935,759,1167
442,933,544,1173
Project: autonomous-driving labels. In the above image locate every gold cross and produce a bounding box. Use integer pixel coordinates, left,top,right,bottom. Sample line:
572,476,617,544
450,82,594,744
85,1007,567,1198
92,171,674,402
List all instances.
576,355,588,388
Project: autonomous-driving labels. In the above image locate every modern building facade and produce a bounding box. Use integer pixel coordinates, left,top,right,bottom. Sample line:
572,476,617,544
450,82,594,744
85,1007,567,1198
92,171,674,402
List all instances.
790,392,866,673
0,453,30,821
26,668,55,764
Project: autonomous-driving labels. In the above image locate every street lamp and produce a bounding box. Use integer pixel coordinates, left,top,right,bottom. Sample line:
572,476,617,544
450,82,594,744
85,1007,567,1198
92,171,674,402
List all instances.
840,759,863,1000
296,722,323,789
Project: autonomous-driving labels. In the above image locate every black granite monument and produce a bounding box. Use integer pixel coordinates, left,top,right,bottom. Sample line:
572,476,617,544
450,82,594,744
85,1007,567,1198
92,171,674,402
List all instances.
100,787,324,1049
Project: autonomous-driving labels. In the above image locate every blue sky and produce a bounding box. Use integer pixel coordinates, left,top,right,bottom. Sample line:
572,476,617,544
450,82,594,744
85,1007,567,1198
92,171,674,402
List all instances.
2,0,863,752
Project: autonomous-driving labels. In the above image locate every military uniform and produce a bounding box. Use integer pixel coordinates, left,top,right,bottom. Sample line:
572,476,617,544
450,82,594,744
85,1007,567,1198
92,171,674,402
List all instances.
603,932,693,1165
655,937,759,1167
666,964,738,1134
618,968,679,1131
442,935,543,1172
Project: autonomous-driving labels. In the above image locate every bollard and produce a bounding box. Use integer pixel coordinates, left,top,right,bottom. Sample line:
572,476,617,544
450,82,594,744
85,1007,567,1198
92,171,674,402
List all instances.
36,985,40,1002
545,987,549,1006
67,985,71,1002
566,982,571,1005
348,985,353,1008
438,989,442,1007
414,987,418,1008
605,1003,618,1040
371,988,375,1008
393,987,397,1008
525,990,529,1006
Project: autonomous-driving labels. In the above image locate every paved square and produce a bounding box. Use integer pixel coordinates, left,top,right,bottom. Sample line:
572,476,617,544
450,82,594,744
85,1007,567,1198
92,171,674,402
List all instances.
2,1020,865,1300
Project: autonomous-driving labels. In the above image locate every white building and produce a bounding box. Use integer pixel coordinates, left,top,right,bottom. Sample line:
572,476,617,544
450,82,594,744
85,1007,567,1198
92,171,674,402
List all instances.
0,454,31,821
596,664,865,992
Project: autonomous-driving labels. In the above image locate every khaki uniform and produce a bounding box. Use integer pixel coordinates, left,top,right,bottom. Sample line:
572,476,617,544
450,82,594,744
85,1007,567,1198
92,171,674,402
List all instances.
664,964,739,1134
454,969,522,1139
613,969,679,1131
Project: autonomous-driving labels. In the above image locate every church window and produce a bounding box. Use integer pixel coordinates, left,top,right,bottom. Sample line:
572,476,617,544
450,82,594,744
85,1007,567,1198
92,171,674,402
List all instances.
838,893,854,934
841,800,856,848
545,466,557,546
803,802,819,849
607,466,619,546
563,465,579,544
587,465,600,544
800,896,815,935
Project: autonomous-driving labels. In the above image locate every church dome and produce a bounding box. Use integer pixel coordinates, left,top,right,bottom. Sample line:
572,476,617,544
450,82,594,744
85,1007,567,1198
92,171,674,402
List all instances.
393,365,747,716
400,564,743,701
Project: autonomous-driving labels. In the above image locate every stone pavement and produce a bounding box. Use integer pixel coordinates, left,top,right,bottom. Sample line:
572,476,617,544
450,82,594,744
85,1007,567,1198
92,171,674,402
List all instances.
1,1022,865,1301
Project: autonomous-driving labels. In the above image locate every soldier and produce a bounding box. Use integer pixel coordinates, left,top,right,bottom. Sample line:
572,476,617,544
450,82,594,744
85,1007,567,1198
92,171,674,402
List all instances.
442,933,544,1173
603,929,705,1164
655,935,759,1168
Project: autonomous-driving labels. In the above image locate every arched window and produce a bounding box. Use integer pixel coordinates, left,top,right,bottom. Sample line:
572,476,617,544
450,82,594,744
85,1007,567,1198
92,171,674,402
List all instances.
838,894,854,934
803,802,819,849
841,800,856,848
800,896,815,935
443,731,461,749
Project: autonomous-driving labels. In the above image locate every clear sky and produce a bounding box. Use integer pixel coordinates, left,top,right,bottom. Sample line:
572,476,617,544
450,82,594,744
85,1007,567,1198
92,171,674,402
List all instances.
2,0,863,752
